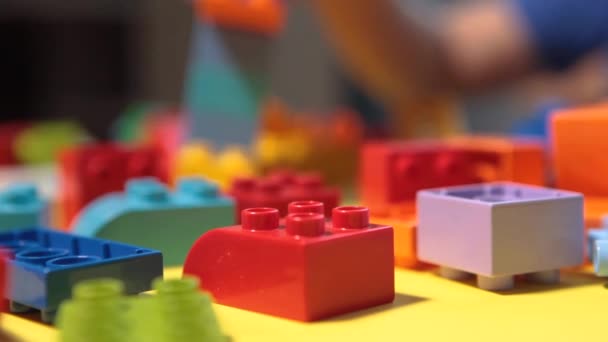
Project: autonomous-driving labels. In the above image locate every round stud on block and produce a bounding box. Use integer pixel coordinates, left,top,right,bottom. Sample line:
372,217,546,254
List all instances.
0,184,39,206
151,277,225,342
477,275,514,291
286,213,325,237
267,170,296,186
126,178,169,203
241,208,280,231
593,240,608,276
332,206,370,229
56,278,126,342
288,201,324,215
177,178,219,199
439,266,471,280
15,247,69,266
525,270,560,284
256,179,282,194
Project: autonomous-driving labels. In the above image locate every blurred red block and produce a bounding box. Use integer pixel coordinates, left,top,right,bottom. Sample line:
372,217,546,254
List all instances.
59,143,168,228
184,206,394,321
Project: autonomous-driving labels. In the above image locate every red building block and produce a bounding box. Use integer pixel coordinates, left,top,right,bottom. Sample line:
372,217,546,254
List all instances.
0,122,31,165
59,143,168,228
183,205,395,321
360,141,496,214
360,137,545,215
228,171,340,222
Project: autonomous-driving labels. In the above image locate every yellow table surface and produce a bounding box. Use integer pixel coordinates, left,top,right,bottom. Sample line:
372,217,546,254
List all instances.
3,266,607,342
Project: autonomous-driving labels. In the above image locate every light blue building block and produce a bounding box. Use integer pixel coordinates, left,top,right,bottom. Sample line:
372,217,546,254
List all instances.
184,21,272,147
0,183,47,231
588,228,608,276
72,177,235,266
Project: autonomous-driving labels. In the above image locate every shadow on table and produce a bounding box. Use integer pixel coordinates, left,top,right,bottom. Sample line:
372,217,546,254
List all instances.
328,292,428,321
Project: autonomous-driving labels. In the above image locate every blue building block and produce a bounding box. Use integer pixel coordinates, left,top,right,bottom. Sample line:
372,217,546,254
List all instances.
2,228,162,322
72,177,235,266
0,183,47,231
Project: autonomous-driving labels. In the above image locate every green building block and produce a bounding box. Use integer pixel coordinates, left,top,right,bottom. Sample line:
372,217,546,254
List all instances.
0,183,48,231
56,279,128,342
58,277,226,342
71,177,234,266
130,277,225,342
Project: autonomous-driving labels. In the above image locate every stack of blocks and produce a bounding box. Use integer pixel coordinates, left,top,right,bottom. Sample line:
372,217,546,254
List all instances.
57,277,225,342
186,0,285,146
417,182,584,290
184,203,395,321
72,177,235,266
59,143,168,228
361,137,545,269
1,228,163,322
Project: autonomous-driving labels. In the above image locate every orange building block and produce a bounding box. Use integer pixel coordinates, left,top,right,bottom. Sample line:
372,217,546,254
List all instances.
371,202,430,269
552,102,608,195
195,0,285,35
447,135,546,185
584,196,608,228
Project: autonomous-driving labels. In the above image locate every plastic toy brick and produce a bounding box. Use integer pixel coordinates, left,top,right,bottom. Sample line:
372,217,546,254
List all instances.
417,182,584,291
172,143,256,189
194,0,285,36
71,177,234,266
360,141,494,214
1,228,163,322
0,122,31,165
360,137,546,215
552,102,608,195
0,250,7,315
370,213,427,269
445,135,546,186
229,171,340,222
58,143,168,228
0,183,48,231
588,228,608,276
57,277,225,342
183,205,394,321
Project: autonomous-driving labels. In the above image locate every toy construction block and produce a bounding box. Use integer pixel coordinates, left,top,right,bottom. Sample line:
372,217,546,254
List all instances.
57,277,225,342
72,177,234,266
228,170,340,222
588,228,608,276
360,137,546,215
552,102,608,195
418,182,584,291
2,228,163,322
194,0,285,36
58,143,168,228
0,183,47,231
183,205,394,321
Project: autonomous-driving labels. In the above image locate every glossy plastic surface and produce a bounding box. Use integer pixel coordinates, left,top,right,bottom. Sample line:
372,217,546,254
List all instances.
2,228,163,322
72,177,234,266
418,182,584,281
183,205,394,321
228,171,340,222
194,0,285,35
58,143,168,227
0,183,48,231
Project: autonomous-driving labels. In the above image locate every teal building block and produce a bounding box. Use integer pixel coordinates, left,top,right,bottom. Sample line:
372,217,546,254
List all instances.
0,183,47,231
72,177,235,266
184,21,273,147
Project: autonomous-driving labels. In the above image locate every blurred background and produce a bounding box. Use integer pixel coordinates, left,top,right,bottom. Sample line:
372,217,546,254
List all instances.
4,0,608,139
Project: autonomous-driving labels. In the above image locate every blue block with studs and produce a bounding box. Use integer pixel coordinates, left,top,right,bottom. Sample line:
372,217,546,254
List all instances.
2,228,162,323
71,177,235,266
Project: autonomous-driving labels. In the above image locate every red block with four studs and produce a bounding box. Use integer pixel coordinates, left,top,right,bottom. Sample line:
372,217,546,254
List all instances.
183,203,394,321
